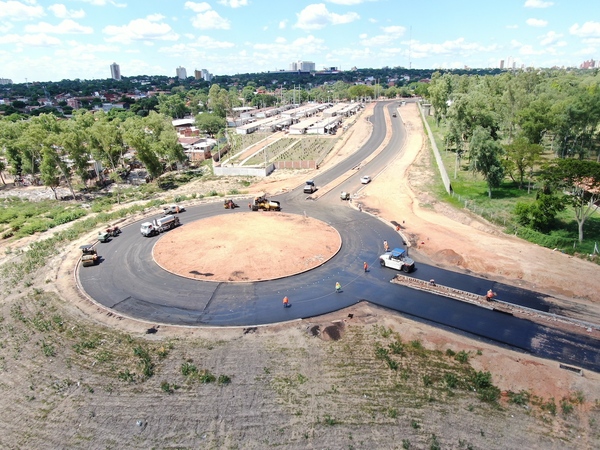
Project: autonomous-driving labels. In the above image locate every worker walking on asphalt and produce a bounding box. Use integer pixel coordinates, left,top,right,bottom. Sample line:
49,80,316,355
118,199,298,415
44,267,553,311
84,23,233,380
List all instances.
364,261,368,272
283,296,290,308
486,289,496,301
383,240,389,252
335,282,342,293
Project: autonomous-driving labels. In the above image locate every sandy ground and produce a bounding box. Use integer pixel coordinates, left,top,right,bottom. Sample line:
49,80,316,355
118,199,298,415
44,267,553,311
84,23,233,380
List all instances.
1,102,600,448
153,212,341,282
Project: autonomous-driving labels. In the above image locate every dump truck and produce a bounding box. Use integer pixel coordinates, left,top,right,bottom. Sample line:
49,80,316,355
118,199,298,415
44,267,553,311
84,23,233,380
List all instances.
251,195,281,211
379,247,415,273
80,244,99,267
140,215,180,237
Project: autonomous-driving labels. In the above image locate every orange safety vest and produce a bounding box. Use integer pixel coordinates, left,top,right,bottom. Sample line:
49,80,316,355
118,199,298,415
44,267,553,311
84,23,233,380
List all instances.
283,296,289,305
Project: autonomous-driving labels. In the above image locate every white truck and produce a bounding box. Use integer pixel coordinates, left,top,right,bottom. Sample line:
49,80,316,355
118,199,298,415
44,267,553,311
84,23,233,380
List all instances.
379,247,415,273
140,215,180,237
303,180,317,194
163,204,185,214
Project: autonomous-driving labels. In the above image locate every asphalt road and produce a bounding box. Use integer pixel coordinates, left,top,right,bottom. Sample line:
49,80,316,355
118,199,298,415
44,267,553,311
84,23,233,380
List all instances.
78,101,600,373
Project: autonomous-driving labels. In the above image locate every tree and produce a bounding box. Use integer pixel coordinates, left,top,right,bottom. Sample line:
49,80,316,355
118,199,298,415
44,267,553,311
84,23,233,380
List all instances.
157,93,189,119
195,113,226,137
469,126,505,198
0,159,6,185
503,137,542,190
514,192,565,232
541,159,600,242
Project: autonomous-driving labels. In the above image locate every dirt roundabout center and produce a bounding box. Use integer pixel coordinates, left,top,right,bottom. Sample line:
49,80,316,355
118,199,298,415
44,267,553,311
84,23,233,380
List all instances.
152,212,342,282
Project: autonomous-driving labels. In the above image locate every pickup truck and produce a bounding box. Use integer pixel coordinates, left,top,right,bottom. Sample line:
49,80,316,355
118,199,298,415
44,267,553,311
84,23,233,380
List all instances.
163,204,185,214
303,180,317,194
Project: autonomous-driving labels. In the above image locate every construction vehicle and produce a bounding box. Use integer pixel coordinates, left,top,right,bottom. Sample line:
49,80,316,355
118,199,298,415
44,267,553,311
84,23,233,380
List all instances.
80,244,99,267
303,180,317,194
105,225,121,237
224,199,239,209
140,215,180,237
251,195,281,211
163,204,185,214
379,248,415,273
340,191,350,201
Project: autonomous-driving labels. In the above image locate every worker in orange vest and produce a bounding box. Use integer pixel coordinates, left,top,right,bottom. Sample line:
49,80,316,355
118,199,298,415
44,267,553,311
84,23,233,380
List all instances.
486,289,496,301
283,296,290,308
364,261,368,272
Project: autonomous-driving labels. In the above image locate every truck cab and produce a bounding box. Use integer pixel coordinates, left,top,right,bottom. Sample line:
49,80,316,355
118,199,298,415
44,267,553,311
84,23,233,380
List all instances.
379,248,415,273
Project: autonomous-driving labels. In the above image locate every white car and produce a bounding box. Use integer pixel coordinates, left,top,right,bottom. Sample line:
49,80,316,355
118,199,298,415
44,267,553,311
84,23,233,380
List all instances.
360,175,371,184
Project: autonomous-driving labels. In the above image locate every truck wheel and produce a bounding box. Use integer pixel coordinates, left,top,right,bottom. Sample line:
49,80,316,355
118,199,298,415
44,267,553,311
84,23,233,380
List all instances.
402,265,410,273
379,259,385,267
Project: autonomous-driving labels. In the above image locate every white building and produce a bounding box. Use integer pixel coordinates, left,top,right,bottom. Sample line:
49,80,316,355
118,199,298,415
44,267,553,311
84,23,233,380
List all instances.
110,62,121,81
289,60,315,72
176,66,187,80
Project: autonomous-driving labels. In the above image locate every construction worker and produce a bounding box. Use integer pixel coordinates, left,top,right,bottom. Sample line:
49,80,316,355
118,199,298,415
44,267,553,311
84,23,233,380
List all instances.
335,282,341,293
383,240,389,252
283,296,290,308
364,261,368,272
486,289,496,301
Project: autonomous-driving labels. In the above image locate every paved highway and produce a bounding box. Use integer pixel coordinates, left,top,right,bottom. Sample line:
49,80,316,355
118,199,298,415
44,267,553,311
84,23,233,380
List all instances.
78,101,600,373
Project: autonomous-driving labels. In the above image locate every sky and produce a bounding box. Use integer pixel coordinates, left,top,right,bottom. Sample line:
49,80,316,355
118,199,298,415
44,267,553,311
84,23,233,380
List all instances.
0,0,599,83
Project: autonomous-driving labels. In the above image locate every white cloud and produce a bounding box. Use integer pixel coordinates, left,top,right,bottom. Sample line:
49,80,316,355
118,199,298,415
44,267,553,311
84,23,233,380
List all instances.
0,21,14,32
574,47,597,55
48,4,85,19
360,25,405,46
279,20,287,29
506,24,518,29
524,0,553,8
0,1,44,20
410,38,499,57
569,21,600,37
190,9,230,30
185,2,231,30
252,35,327,58
539,31,562,46
55,41,119,58
0,33,61,46
294,4,360,31
326,0,370,4
526,18,548,27
78,0,126,6
217,0,248,7
25,19,92,34
103,16,179,43
275,37,286,44
184,2,211,13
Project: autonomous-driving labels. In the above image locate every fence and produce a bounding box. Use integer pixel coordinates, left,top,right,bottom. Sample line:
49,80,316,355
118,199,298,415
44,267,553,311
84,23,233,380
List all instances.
418,102,453,195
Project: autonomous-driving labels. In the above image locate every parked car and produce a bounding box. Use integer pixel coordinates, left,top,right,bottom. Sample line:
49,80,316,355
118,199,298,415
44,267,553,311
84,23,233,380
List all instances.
360,175,371,184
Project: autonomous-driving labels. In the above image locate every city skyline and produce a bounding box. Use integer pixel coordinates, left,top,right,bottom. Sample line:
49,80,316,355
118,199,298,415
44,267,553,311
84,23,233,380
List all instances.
0,0,599,83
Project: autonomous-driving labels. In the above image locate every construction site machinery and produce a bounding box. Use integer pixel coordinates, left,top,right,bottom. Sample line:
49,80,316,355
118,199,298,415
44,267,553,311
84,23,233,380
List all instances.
80,244,99,267
105,225,121,237
340,191,350,201
251,195,281,211
224,199,239,209
379,248,415,273
140,215,180,237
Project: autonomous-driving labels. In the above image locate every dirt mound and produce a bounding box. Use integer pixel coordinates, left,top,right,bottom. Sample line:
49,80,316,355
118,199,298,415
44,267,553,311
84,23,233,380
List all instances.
434,248,465,266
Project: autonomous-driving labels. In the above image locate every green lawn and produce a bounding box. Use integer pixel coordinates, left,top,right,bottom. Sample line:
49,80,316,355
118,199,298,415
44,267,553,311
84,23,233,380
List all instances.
424,116,600,259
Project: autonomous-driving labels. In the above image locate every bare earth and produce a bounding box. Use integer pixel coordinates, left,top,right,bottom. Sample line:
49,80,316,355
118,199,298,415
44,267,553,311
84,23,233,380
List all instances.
1,102,600,448
153,212,341,282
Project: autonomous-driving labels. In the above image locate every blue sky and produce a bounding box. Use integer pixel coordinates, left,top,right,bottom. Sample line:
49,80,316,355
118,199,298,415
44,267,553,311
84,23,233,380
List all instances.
0,0,599,83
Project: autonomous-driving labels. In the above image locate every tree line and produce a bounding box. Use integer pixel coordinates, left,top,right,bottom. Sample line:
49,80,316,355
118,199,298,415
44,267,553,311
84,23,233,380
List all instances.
424,69,600,243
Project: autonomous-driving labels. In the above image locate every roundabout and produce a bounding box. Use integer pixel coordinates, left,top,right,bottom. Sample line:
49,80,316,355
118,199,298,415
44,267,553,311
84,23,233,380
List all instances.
152,212,341,282
75,101,600,372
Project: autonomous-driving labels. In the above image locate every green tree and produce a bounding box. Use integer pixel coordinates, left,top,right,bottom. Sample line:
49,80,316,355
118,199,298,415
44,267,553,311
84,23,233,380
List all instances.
0,159,6,185
195,113,226,137
503,137,542,190
514,192,565,232
157,93,189,119
541,159,600,242
469,126,505,198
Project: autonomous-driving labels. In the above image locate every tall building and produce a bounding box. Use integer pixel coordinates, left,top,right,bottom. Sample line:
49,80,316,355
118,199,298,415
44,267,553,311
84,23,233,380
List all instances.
110,62,121,80
499,60,505,69
201,69,212,82
194,69,202,80
176,66,187,80
289,60,315,73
